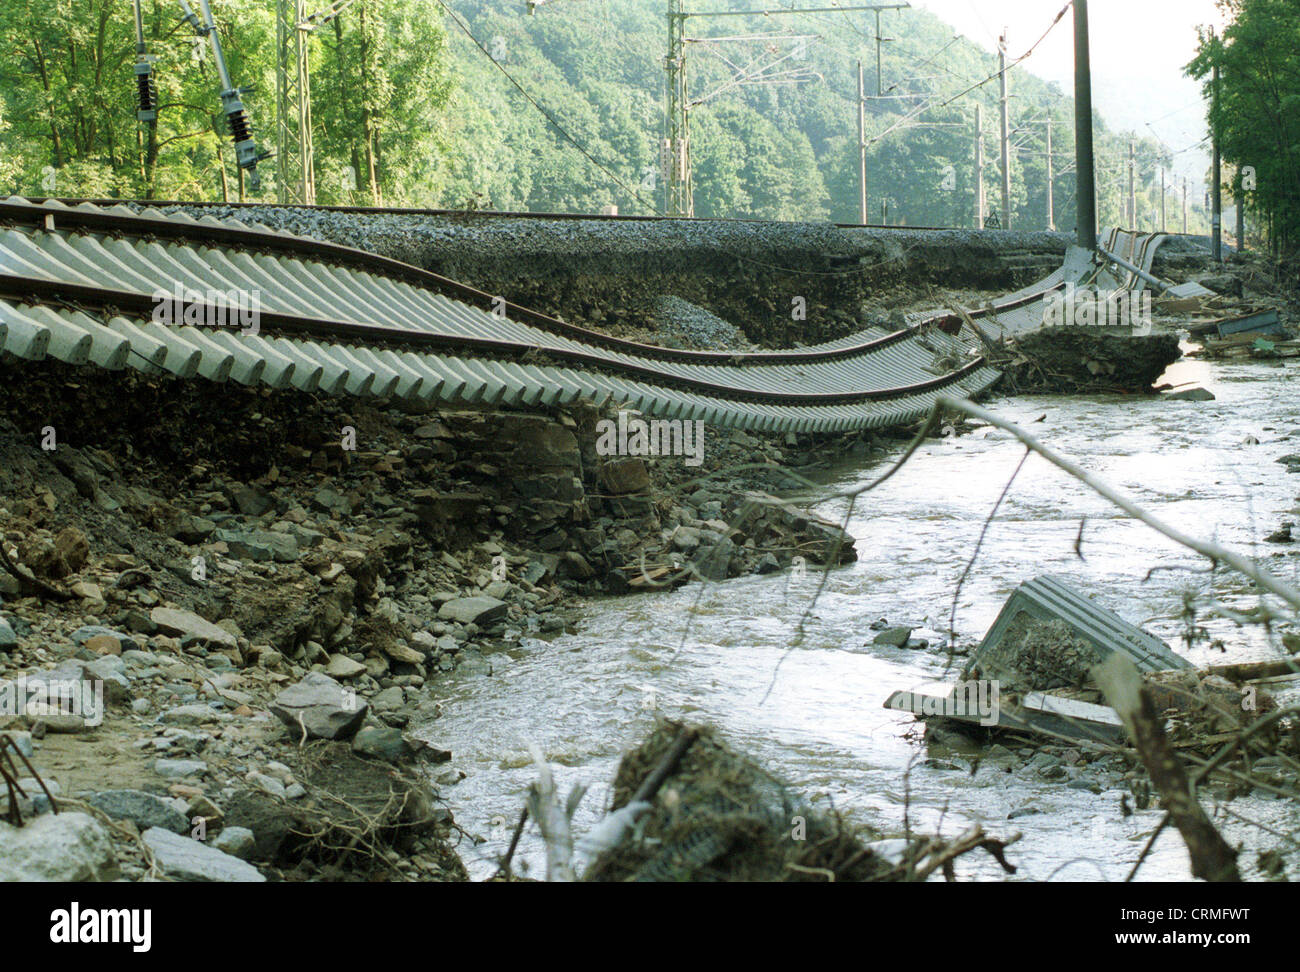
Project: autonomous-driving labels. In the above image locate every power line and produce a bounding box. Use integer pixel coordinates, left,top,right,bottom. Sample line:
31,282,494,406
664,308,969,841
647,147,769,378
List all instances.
867,2,1072,147
433,0,655,210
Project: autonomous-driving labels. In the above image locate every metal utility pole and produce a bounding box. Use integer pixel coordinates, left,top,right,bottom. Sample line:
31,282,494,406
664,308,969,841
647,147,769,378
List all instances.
1211,28,1222,261
1236,179,1246,252
276,0,362,205
857,61,868,224
276,0,312,204
1160,167,1167,232
1073,0,1097,249
998,29,1012,229
666,0,691,216
974,103,985,228
1183,176,1188,233
664,3,909,217
874,8,889,95
1045,117,1054,230
1127,140,1136,228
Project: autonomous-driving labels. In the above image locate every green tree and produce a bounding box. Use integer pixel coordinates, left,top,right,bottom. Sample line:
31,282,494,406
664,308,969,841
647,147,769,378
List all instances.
1188,0,1300,256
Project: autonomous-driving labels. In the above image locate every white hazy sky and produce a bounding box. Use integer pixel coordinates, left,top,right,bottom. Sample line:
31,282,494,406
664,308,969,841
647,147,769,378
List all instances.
904,0,1228,188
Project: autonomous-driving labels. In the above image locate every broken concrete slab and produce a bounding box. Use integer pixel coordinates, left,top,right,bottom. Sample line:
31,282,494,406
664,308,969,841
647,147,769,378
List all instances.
964,575,1188,693
884,686,1125,744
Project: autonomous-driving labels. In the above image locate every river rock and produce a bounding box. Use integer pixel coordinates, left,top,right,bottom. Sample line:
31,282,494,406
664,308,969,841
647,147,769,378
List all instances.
71,625,139,653
1265,523,1293,544
269,671,368,740
1166,387,1215,401
212,826,257,860
437,596,507,626
6,731,34,757
154,758,208,780
142,827,265,882
352,725,410,762
325,654,367,679
161,703,222,726
383,639,426,665
872,626,913,648
696,537,735,580
0,812,120,882
150,608,239,650
213,528,299,563
86,789,189,834
247,772,287,799
671,526,701,551
0,616,16,651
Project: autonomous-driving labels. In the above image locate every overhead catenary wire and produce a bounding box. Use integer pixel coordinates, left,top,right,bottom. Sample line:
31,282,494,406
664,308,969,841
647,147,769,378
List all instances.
866,2,1073,147
432,0,656,211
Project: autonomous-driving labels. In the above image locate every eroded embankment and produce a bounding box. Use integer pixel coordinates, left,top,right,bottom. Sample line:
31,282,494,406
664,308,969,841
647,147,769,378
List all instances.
0,359,859,881
152,206,1084,347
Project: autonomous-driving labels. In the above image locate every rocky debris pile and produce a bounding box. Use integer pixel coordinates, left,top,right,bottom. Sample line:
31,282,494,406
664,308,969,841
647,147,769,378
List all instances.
996,328,1183,394
582,720,1018,882
584,721,892,882
0,358,863,881
651,296,755,351
0,637,468,881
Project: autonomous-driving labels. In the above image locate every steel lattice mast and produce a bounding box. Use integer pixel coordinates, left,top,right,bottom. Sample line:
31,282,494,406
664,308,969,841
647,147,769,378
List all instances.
276,0,314,204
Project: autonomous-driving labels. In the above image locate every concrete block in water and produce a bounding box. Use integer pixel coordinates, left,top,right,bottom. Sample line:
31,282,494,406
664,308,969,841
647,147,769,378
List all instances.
968,575,1189,690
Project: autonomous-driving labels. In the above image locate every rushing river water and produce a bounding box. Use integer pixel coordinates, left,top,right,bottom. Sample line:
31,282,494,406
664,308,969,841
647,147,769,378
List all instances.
420,351,1300,882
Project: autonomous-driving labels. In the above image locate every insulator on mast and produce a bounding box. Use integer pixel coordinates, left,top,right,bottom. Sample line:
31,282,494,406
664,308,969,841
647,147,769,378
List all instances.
135,61,158,122
178,0,269,191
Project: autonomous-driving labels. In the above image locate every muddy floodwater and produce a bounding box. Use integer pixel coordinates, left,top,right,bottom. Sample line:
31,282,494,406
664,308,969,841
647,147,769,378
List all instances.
420,351,1300,881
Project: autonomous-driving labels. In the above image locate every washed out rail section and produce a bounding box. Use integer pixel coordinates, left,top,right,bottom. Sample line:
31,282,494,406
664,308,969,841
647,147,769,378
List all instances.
0,199,1152,434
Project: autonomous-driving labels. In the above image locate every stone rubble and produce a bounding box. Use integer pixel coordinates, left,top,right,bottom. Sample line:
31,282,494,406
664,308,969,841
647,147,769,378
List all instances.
0,356,861,882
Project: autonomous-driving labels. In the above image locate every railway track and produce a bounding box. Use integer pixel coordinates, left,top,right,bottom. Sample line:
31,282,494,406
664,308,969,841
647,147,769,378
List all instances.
29,197,997,232
27,198,1208,241
0,197,1166,433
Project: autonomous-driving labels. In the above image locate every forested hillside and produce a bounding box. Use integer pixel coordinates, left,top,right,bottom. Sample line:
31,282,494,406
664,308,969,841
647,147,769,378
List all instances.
0,0,1208,232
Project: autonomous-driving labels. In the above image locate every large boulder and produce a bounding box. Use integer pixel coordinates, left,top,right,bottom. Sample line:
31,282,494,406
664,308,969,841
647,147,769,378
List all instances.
86,790,189,834
599,458,651,495
142,827,265,882
150,608,240,651
270,671,368,740
437,596,507,626
213,528,299,563
0,813,120,882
